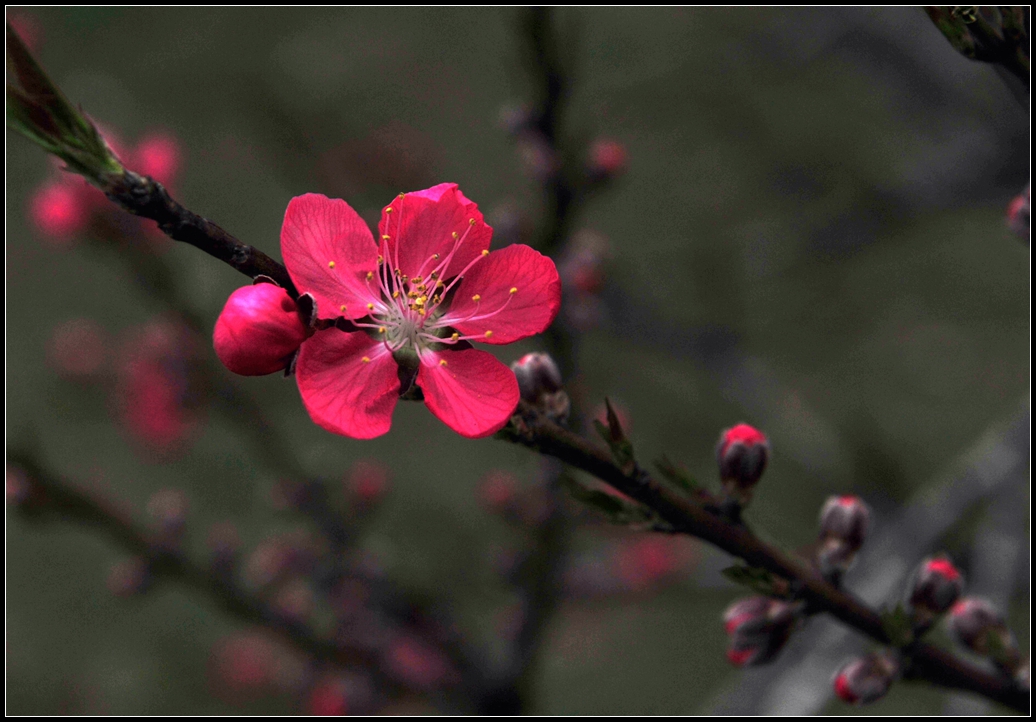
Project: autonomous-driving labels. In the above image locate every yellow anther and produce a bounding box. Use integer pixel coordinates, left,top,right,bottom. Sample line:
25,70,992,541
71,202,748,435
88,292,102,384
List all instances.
484,330,493,338
392,291,400,299
361,356,371,363
439,359,448,366
367,303,375,310
436,280,444,288
433,253,440,259
386,207,393,213
366,271,373,280
451,232,458,239
382,235,390,240
378,326,386,333
469,218,476,225
472,294,481,302
340,305,347,312
412,276,422,284
398,192,405,198
450,332,459,342
328,261,336,268
509,287,517,294
377,254,383,264
419,308,426,316
481,249,489,256
415,296,427,307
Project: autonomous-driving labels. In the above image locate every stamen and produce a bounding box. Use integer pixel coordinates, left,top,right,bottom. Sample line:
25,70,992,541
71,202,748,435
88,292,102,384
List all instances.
472,294,481,302
367,303,375,310
439,359,448,366
484,330,493,338
328,261,336,268
362,356,371,363
340,305,347,312
510,287,517,294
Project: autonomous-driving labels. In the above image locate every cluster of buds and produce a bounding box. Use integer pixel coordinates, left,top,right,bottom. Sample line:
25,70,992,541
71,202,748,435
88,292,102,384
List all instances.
816,495,870,581
557,229,611,330
28,127,182,248
715,423,769,513
904,555,964,633
948,597,1023,675
213,280,312,377
833,650,901,706
1007,183,1030,243
722,596,801,667
511,352,569,423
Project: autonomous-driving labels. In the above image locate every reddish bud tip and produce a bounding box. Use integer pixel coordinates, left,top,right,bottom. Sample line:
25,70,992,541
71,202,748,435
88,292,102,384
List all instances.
716,424,769,495
722,596,798,666
511,352,562,401
832,652,899,706
214,284,308,376
816,495,870,576
29,181,89,242
948,597,1013,657
1006,184,1029,241
588,138,628,178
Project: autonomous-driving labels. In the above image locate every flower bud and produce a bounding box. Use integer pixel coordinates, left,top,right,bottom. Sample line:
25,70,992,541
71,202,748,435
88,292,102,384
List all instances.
29,180,89,244
948,597,1020,672
511,352,562,401
833,650,900,705
347,459,390,505
213,284,308,376
134,131,182,187
1006,183,1029,242
716,423,769,506
906,556,964,630
147,488,189,550
723,596,799,667
816,495,870,577
107,557,152,598
478,470,519,514
587,138,628,181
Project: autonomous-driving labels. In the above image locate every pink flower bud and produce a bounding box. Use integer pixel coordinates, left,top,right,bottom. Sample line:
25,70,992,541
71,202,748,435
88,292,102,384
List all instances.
716,424,769,504
722,596,799,666
1006,184,1029,241
213,284,308,376
134,131,182,187
588,138,628,179
816,495,870,576
833,651,900,705
907,555,964,619
29,180,89,243
511,352,562,401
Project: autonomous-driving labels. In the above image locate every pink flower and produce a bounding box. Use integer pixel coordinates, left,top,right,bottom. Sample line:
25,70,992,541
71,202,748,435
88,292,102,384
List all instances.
283,184,561,439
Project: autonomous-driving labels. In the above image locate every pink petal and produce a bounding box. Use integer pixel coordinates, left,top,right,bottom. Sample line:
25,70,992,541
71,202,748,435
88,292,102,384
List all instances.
417,348,519,439
281,194,380,321
442,244,561,344
295,329,399,439
377,184,491,281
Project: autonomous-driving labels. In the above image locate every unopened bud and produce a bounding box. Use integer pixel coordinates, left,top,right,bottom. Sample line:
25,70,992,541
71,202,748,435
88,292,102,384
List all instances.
587,138,628,181
723,596,799,667
512,353,562,401
716,423,769,506
948,597,1020,672
833,650,900,705
146,488,188,549
816,495,870,578
906,556,964,630
213,284,308,376
1006,184,1029,242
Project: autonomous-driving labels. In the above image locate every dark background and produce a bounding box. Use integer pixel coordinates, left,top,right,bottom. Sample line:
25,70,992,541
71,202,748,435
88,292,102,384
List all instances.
6,7,1029,715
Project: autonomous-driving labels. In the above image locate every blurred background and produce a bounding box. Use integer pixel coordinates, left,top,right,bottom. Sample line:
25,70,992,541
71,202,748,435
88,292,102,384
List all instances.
5,6,1029,715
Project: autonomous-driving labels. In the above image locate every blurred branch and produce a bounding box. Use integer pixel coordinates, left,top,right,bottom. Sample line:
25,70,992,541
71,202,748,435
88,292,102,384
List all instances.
6,450,420,698
924,6,1030,88
495,399,1029,712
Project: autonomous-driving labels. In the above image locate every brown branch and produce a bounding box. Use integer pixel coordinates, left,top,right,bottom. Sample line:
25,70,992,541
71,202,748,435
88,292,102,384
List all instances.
495,400,1029,713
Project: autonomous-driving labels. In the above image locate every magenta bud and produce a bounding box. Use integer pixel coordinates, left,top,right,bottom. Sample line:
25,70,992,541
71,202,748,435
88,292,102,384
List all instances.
511,352,562,401
833,651,900,705
213,284,308,376
716,424,769,505
907,556,964,620
723,596,799,667
816,495,870,576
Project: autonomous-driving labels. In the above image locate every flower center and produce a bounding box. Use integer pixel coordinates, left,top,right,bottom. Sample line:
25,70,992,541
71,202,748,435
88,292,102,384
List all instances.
348,194,518,360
